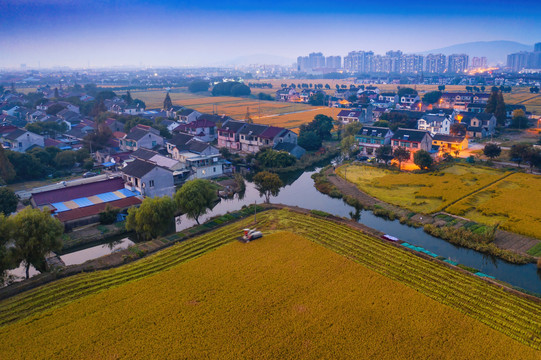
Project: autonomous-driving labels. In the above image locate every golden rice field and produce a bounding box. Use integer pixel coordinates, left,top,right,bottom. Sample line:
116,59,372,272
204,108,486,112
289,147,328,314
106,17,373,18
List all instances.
1,209,540,359
447,172,541,239
337,164,508,213
1,227,539,358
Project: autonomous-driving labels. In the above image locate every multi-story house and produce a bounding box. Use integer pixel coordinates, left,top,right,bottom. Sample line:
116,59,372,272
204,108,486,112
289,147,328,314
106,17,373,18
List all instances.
355,126,393,156
432,134,468,156
119,124,164,152
217,120,247,151
457,113,496,138
417,114,451,135
218,120,297,153
122,159,175,198
174,118,217,142
337,107,373,124
1,128,44,152
391,129,433,159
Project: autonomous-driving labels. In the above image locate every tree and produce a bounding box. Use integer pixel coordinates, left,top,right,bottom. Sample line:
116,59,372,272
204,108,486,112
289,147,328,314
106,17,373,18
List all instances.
342,122,363,138
0,146,15,184
393,147,410,170
309,92,325,106
422,91,442,105
126,196,176,240
124,91,133,105
0,188,18,215
523,148,541,173
397,87,418,97
174,179,218,225
54,151,77,169
494,91,506,126
163,92,172,110
510,109,529,129
299,114,334,140
509,143,531,168
0,214,13,285
255,148,296,168
91,100,107,116
375,145,393,165
450,122,467,136
253,171,283,203
53,87,59,98
341,135,355,157
485,89,498,113
438,85,445,91
46,103,65,115
11,207,64,279
413,150,433,170
297,130,322,151
483,143,501,159
231,83,251,96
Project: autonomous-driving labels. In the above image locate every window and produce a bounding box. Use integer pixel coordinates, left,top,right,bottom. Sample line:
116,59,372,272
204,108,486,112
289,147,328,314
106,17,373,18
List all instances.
213,167,216,172
152,141,157,147
149,180,155,187
412,143,418,148
18,142,22,148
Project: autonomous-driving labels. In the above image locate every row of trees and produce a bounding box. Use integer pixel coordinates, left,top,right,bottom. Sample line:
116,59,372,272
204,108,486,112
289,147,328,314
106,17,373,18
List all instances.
126,173,285,240
372,145,433,170
212,82,251,97
0,207,64,282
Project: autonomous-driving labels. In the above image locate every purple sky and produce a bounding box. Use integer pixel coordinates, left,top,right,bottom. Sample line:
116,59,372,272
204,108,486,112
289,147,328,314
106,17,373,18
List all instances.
1,0,540,68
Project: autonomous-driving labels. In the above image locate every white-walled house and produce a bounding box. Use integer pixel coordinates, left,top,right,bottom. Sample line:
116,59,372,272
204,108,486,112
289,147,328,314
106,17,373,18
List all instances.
1,128,44,152
119,125,164,152
417,114,451,135
121,159,175,198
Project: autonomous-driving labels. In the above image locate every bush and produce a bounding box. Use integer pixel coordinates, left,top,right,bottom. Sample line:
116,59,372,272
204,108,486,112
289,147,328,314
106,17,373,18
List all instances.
99,205,120,225
310,209,331,217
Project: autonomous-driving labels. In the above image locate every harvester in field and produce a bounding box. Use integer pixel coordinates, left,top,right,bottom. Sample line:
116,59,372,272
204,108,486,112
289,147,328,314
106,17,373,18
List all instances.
242,228,263,242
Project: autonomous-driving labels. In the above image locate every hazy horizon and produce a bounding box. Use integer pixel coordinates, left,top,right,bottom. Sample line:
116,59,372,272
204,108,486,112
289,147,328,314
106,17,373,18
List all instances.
1,0,541,68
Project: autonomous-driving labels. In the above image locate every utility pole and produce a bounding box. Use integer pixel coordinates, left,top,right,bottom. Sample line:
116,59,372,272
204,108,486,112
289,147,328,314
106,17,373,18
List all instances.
254,201,257,223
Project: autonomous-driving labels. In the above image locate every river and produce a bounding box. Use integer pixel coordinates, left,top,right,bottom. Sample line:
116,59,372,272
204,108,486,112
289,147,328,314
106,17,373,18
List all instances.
9,166,541,294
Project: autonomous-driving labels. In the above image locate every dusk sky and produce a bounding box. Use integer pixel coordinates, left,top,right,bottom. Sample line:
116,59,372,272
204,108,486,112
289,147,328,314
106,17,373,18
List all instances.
1,0,541,68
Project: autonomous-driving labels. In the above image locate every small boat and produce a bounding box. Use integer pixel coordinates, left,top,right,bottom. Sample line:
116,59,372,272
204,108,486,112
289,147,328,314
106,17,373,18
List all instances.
381,234,399,242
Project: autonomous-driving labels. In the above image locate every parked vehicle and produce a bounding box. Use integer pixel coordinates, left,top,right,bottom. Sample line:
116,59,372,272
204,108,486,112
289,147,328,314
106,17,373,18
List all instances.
243,228,263,242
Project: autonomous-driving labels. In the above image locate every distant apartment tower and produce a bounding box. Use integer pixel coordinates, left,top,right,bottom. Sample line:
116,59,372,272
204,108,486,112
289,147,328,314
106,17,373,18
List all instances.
326,56,342,69
507,52,535,72
471,57,488,69
344,51,374,73
297,56,310,71
400,54,424,73
309,52,326,69
535,42,541,52
424,54,446,73
448,54,469,73
386,50,403,73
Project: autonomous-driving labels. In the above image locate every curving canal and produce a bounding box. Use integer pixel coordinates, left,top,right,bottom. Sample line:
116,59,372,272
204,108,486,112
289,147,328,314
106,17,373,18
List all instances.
10,166,541,295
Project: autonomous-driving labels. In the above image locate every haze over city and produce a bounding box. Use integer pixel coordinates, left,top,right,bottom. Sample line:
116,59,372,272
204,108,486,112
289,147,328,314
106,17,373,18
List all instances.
2,0,541,68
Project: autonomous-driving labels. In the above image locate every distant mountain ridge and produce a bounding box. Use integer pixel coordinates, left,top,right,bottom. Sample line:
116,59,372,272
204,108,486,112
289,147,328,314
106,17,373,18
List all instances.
418,41,533,66
219,54,295,67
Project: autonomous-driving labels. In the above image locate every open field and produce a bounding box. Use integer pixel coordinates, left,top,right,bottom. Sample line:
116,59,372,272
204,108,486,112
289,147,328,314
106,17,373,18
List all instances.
447,172,541,239
0,209,540,359
337,164,508,213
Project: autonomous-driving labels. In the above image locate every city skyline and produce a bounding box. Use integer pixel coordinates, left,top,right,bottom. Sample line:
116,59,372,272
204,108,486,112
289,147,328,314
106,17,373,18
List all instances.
2,0,541,68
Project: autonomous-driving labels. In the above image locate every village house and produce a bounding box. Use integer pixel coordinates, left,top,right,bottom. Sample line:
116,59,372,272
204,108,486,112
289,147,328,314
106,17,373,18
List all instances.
217,119,246,151
391,128,433,159
432,134,468,156
456,113,496,138
176,108,201,123
119,124,164,152
400,94,420,106
355,126,393,156
174,118,217,142
1,128,45,152
166,133,225,180
122,159,175,198
417,114,452,135
336,107,373,124
378,92,399,103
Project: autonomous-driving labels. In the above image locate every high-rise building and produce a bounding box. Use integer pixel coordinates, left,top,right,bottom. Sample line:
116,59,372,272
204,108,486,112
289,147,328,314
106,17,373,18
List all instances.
471,57,488,69
534,42,541,52
308,52,325,69
297,56,310,72
326,56,341,69
386,50,403,73
400,54,424,73
448,54,469,73
424,54,446,73
344,51,374,73
507,52,535,72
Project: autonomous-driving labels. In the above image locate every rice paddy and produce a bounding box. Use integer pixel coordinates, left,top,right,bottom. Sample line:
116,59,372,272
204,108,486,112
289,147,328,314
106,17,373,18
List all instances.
0,210,540,359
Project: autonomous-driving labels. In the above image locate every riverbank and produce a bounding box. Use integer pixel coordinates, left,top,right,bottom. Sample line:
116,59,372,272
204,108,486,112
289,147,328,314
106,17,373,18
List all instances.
314,165,537,265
